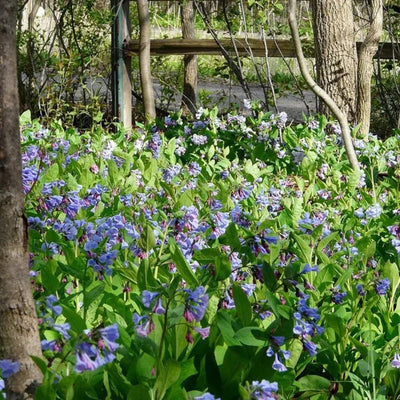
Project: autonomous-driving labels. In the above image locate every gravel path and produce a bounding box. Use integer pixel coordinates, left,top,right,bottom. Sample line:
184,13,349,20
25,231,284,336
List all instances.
152,79,317,122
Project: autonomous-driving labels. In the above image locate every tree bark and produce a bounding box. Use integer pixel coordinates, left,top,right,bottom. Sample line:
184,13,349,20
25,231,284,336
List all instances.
181,0,198,116
288,0,359,171
137,0,156,120
356,0,383,138
312,0,358,123
0,1,43,399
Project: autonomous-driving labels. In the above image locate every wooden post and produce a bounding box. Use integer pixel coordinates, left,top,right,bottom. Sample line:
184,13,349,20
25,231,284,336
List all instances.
111,0,132,129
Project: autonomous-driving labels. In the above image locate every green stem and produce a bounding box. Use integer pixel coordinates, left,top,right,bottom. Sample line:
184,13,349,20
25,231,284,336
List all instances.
156,298,171,378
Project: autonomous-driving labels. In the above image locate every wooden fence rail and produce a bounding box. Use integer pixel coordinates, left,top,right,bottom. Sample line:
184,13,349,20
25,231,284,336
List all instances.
126,38,399,59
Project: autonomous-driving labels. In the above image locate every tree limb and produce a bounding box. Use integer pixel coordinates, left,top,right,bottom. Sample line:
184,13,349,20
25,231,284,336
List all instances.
288,0,359,171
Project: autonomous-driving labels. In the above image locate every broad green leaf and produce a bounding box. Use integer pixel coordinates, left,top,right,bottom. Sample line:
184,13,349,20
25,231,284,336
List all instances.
286,339,303,369
42,163,60,183
216,311,241,346
31,355,50,375
175,190,194,209
40,261,60,293
154,359,181,400
324,314,346,343
383,261,399,292
215,254,231,280
84,281,105,307
294,375,331,392
138,224,156,252
219,223,241,250
292,233,313,264
232,284,252,326
20,109,32,126
265,291,290,319
137,259,159,291
169,238,198,286
62,306,86,332
234,327,268,347
127,385,151,400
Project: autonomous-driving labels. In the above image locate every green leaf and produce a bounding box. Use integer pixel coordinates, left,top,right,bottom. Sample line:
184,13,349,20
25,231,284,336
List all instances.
292,233,312,264
139,224,156,252
34,382,57,400
42,163,60,183
127,385,151,400
216,311,241,346
286,339,303,369
193,247,231,280
41,262,60,293
234,327,268,346
262,263,278,291
316,232,339,264
175,190,194,209
356,237,376,261
59,257,86,280
62,306,86,332
20,110,32,126
169,238,198,286
294,375,331,392
348,168,361,193
137,259,159,292
215,254,231,280
324,314,346,343
193,248,221,263
220,223,242,251
265,291,290,319
232,284,252,326
154,359,181,400
143,158,158,183
383,261,399,291
31,355,50,375
291,196,304,227
84,281,105,307
300,151,318,180
107,159,119,186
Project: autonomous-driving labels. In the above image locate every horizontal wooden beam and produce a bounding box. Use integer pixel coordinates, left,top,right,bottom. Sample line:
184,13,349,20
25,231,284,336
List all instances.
125,38,399,59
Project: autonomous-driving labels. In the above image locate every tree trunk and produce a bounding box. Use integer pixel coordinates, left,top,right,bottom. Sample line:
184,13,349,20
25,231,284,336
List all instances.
181,0,198,116
288,0,359,171
137,0,156,120
356,0,383,139
0,1,43,398
312,0,358,123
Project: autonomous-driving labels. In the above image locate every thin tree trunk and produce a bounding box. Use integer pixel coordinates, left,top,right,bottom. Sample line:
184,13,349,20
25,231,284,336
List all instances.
312,0,358,123
137,0,156,120
356,0,383,139
181,0,198,116
0,1,43,399
288,0,359,171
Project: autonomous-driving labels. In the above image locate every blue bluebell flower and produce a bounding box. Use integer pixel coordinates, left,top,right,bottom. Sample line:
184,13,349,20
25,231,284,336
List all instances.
99,324,119,352
53,323,71,340
46,295,62,316
142,290,159,308
194,393,220,400
191,134,208,145
356,284,365,296
184,286,209,322
365,203,382,219
249,379,278,400
332,285,347,304
0,359,20,378
375,278,390,296
391,353,400,368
